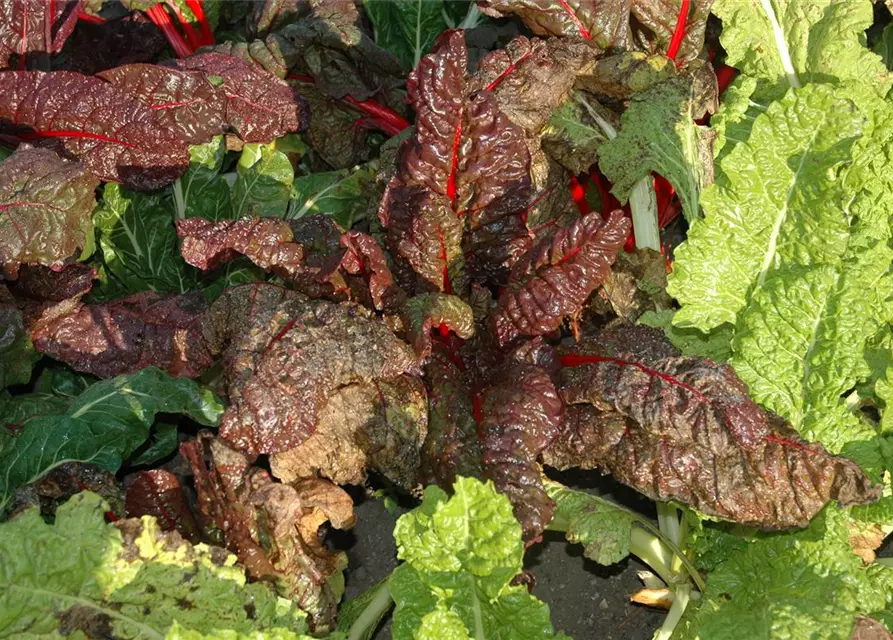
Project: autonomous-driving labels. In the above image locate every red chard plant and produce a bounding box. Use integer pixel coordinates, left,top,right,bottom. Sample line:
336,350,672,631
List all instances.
1,1,892,640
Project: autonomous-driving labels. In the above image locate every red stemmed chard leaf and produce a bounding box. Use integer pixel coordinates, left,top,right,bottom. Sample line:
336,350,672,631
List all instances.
181,432,354,635
378,30,533,293
549,324,881,529
403,293,475,361
0,146,98,279
0,0,83,69
481,338,564,541
29,291,213,379
339,230,404,313
492,209,630,346
477,0,713,66
11,263,96,301
0,71,189,189
165,52,308,143
204,283,417,455
97,63,227,144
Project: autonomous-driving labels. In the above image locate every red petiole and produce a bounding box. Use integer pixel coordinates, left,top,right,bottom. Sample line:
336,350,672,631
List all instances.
145,4,192,58
287,73,410,137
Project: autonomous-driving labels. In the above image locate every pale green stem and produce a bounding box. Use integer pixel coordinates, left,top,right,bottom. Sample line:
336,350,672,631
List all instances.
654,584,693,640
347,580,393,640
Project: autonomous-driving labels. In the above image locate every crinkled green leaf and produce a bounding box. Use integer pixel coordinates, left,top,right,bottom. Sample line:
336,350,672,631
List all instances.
599,75,716,222
95,183,198,294
287,167,378,228
714,0,890,102
545,481,637,566
710,75,759,161
681,507,893,640
637,310,732,362
0,367,223,513
669,82,865,332
391,477,566,639
176,137,234,222
0,491,312,638
728,86,893,452
231,143,294,218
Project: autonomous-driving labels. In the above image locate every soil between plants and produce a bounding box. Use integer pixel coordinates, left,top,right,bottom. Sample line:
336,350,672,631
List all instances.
334,470,666,639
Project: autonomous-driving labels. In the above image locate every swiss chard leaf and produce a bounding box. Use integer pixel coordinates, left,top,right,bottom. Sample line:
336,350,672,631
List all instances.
0,146,98,278
30,291,213,379
0,491,314,637
94,183,198,294
0,366,223,513
0,289,40,389
167,52,308,143
0,0,81,68
392,477,569,639
174,137,234,222
0,70,190,190
288,166,378,228
362,0,449,69
231,142,294,218
492,210,629,346
555,324,881,529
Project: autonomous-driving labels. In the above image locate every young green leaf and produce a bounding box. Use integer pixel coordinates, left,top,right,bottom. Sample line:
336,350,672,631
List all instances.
175,137,234,222
95,183,198,294
0,367,223,513
363,0,449,69
391,477,568,639
288,167,378,228
231,143,294,218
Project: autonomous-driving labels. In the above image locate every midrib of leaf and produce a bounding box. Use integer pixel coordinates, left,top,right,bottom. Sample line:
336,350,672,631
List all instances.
414,0,423,67
289,175,344,220
5,584,164,640
458,487,485,640
70,386,153,419
755,114,826,288
117,205,144,260
758,0,802,90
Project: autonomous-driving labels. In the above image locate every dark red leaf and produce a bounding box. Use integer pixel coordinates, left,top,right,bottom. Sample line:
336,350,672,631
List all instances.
29,290,213,378
125,469,201,543
378,31,533,292
0,71,189,189
97,63,226,145
203,283,417,455
481,339,563,541
419,345,482,488
9,461,123,521
12,263,95,301
181,432,353,634
167,52,308,143
0,0,82,69
0,146,98,279
339,230,404,312
177,216,304,276
552,324,881,529
492,210,630,346
477,0,713,66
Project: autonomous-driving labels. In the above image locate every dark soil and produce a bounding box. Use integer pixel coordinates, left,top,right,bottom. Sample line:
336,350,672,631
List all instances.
334,470,666,639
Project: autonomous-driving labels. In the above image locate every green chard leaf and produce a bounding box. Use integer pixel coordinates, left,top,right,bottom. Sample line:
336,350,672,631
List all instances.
287,167,379,228
599,73,717,222
678,507,893,640
94,184,198,294
0,491,317,639
174,137,234,222
0,367,223,513
545,481,638,566
714,0,890,102
637,310,733,362
541,93,613,176
391,477,568,640
362,0,448,69
231,143,294,218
